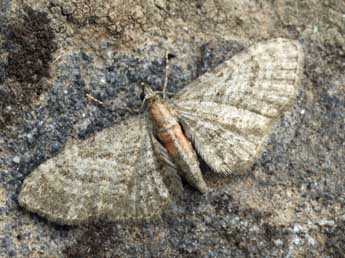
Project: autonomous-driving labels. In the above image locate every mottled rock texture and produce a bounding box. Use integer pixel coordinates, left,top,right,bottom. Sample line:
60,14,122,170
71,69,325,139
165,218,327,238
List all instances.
0,0,344,257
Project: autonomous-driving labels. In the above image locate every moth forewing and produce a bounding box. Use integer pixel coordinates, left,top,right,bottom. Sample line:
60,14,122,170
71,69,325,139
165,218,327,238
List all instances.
18,116,171,225
172,38,304,175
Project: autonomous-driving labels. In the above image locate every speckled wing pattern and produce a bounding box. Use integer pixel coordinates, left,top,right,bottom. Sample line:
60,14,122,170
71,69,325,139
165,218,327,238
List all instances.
173,38,304,174
19,38,303,224
18,116,170,225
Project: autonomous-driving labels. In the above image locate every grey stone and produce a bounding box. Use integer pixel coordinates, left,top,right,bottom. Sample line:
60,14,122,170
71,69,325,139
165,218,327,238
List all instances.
0,0,344,257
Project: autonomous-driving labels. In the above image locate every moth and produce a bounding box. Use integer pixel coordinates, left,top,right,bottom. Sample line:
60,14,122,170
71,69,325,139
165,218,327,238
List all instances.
19,38,304,225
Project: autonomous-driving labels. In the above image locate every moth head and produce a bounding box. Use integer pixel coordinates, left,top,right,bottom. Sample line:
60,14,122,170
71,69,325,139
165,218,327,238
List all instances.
140,82,160,104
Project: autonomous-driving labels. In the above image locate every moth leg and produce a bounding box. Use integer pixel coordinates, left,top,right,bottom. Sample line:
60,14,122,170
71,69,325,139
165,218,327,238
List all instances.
156,91,175,96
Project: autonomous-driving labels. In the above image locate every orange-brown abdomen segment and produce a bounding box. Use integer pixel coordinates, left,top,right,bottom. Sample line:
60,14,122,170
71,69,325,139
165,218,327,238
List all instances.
148,98,208,193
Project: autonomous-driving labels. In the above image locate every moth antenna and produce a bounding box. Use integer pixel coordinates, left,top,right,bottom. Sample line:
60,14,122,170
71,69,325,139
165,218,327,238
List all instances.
86,93,139,113
162,50,169,100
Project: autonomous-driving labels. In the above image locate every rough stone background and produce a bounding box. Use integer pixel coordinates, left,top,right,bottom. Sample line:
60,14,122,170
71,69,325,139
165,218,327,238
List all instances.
0,0,344,257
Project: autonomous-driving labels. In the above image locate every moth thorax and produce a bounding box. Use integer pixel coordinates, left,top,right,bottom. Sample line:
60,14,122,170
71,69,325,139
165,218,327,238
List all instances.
148,99,178,130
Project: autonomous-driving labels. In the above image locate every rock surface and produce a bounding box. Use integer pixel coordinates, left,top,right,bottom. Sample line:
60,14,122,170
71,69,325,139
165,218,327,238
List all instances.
0,0,344,257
